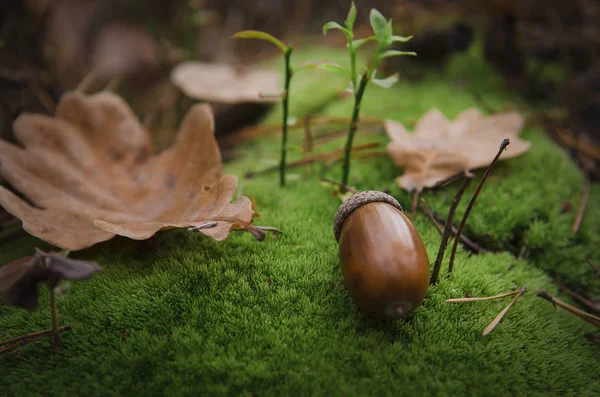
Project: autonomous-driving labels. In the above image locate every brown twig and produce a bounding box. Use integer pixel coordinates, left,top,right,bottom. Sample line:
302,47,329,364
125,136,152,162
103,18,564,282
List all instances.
303,114,313,180
483,289,523,336
445,289,522,303
430,171,473,285
448,139,510,275
0,224,24,243
553,278,600,314
0,325,73,355
537,290,600,328
432,170,470,189
320,177,358,194
430,210,488,254
50,291,60,348
589,260,600,278
419,198,443,235
245,142,380,178
572,176,590,234
411,189,421,214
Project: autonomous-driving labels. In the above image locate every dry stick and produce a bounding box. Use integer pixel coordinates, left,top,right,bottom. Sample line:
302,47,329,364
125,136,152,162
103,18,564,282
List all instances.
50,291,60,348
430,210,488,254
303,115,314,180
432,170,471,189
410,189,422,214
553,278,600,314
420,198,487,254
231,225,284,235
245,142,381,178
0,325,73,350
572,175,590,234
419,198,443,235
0,334,47,356
445,289,522,303
320,177,358,194
430,171,474,285
447,139,510,275
537,290,600,328
483,289,524,336
589,260,600,278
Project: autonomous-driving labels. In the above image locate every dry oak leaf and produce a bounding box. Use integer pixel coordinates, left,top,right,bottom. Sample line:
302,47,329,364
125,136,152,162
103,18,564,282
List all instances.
385,108,532,191
171,61,281,104
0,91,258,250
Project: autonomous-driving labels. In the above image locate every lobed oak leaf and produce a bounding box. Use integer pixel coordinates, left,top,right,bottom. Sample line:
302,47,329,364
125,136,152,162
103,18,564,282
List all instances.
385,108,532,191
0,91,258,250
170,62,281,104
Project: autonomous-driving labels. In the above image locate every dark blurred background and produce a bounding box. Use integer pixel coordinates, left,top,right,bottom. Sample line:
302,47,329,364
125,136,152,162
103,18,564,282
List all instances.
1,0,599,177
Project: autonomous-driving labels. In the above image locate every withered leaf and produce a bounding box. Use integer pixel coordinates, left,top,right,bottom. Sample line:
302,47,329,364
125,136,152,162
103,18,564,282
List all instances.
171,62,281,104
0,91,258,250
0,250,102,311
385,108,532,191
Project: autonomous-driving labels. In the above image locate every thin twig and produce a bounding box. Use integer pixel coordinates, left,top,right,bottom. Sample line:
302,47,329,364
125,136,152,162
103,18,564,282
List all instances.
430,171,473,285
0,325,73,356
50,291,60,348
303,114,313,180
483,289,523,336
552,279,600,314
589,260,600,278
446,289,522,303
419,198,443,235
0,325,73,348
320,177,358,194
231,225,284,234
0,224,24,243
572,176,590,234
432,170,469,189
448,139,510,275
537,290,600,328
411,189,421,214
430,210,488,254
245,142,381,178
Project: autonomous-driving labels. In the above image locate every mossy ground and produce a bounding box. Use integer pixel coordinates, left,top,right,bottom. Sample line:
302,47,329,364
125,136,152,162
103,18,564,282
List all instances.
1,44,599,396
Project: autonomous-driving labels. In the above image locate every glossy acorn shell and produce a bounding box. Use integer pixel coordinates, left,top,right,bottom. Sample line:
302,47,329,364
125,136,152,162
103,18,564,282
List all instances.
337,200,430,319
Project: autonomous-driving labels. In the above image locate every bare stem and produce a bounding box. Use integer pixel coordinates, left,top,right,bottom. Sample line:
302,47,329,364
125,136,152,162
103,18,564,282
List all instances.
430,171,473,285
50,290,60,348
573,175,590,234
448,139,510,275
589,260,600,278
0,325,73,355
341,71,369,188
280,48,293,187
537,290,600,328
446,289,523,303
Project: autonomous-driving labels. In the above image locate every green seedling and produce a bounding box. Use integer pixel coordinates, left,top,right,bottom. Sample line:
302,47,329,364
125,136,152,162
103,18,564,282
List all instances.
322,2,415,187
232,31,294,187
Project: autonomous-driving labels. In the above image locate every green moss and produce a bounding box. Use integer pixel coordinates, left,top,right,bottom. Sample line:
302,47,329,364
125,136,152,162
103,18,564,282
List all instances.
1,45,599,396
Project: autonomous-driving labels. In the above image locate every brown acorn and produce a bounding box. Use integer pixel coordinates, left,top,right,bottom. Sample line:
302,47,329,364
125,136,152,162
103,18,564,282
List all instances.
334,191,429,319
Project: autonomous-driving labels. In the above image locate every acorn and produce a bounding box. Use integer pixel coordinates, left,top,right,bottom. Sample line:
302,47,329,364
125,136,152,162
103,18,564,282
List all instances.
334,191,430,319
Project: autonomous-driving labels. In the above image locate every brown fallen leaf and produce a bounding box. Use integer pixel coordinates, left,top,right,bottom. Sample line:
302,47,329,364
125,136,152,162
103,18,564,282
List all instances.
385,108,532,191
170,61,281,104
0,91,258,250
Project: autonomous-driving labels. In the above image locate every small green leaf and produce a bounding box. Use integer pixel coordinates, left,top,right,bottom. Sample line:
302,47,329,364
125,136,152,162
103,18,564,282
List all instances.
371,73,399,89
322,21,352,39
392,34,413,43
381,50,417,59
345,2,357,30
351,36,376,49
232,30,288,52
369,9,391,45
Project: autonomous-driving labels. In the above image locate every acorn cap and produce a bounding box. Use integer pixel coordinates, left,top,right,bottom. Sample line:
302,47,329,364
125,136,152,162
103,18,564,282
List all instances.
333,190,403,242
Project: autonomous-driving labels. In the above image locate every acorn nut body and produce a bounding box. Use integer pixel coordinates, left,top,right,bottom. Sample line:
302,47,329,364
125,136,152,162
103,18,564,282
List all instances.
334,191,429,319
